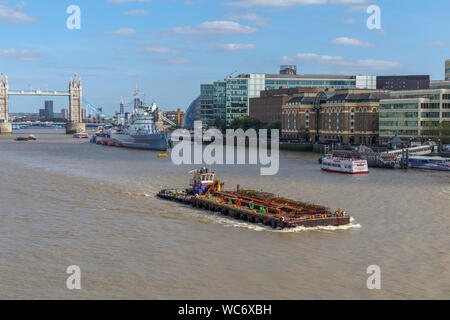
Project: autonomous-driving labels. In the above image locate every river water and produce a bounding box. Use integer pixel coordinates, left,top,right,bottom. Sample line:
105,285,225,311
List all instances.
0,128,448,299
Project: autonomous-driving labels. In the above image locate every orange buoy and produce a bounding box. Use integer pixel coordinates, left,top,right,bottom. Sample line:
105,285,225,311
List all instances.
96,141,102,145
108,141,115,147
102,141,108,145
116,143,123,148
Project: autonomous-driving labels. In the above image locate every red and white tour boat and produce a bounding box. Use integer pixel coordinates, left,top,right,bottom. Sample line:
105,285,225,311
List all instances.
321,155,369,174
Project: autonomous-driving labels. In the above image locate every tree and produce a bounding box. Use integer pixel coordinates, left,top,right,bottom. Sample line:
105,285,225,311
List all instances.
422,121,450,144
206,119,227,133
264,121,281,130
229,116,263,131
438,121,450,144
298,126,310,142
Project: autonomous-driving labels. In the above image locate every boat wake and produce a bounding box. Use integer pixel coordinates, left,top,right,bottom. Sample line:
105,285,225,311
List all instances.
194,209,362,233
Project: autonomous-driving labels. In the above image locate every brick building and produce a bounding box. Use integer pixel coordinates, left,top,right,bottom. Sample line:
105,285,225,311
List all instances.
282,89,389,145
249,87,330,124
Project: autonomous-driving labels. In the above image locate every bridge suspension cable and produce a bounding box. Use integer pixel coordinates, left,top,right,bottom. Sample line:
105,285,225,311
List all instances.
82,98,114,122
160,114,177,127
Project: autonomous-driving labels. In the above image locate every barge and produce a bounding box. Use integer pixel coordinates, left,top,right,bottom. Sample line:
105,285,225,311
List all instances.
158,168,351,229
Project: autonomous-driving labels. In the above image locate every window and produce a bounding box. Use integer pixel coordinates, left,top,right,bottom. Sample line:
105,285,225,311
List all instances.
421,112,440,118
380,103,418,110
379,121,418,127
421,103,440,109
379,112,418,118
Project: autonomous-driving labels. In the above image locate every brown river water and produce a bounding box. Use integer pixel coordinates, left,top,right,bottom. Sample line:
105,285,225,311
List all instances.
0,128,449,299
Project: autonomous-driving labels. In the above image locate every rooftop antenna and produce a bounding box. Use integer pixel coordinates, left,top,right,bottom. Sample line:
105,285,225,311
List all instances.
226,70,238,79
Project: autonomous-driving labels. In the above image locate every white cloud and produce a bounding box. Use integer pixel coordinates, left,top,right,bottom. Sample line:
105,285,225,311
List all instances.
172,21,258,35
0,49,43,61
331,37,374,47
282,53,400,70
345,4,370,12
0,4,36,23
15,1,28,10
154,58,192,64
106,28,137,37
124,10,149,16
227,13,268,26
107,0,150,4
217,43,257,51
137,45,179,54
342,18,357,24
427,41,450,47
226,0,371,8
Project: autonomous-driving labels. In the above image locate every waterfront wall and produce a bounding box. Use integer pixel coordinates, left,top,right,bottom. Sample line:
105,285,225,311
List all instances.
312,144,353,154
280,143,313,152
0,123,12,135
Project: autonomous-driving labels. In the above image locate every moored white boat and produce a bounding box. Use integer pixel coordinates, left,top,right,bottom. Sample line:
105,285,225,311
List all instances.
321,155,369,174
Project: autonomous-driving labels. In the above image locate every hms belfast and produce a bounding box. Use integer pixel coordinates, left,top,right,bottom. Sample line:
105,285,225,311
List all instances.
93,90,170,151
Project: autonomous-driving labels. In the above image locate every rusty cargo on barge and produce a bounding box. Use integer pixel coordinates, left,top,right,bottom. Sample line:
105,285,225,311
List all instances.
157,168,351,229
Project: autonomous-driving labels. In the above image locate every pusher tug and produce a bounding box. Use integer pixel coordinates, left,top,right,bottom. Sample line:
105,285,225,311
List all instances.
158,168,351,229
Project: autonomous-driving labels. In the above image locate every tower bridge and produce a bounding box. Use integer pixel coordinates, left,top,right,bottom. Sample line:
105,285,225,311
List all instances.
0,73,85,134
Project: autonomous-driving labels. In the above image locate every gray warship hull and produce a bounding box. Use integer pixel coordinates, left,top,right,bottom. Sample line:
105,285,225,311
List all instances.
111,132,168,151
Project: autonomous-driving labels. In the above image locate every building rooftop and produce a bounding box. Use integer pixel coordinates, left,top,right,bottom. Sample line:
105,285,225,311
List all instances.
284,89,389,105
430,80,450,89
234,73,356,80
377,75,430,79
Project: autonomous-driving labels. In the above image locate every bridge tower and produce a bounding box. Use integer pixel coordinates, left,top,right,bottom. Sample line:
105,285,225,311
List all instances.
66,74,85,134
0,73,12,134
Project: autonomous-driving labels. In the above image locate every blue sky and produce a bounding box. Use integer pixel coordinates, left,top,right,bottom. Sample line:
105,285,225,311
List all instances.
1,0,449,115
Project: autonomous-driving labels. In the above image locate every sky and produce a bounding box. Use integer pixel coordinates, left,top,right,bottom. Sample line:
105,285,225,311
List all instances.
1,0,450,115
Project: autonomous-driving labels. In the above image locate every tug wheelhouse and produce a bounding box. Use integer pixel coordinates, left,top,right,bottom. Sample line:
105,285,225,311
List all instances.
189,168,216,195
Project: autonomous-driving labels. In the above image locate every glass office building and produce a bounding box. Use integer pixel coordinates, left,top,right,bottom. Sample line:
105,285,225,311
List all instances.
200,84,214,121
200,70,376,123
446,60,450,81
379,89,450,144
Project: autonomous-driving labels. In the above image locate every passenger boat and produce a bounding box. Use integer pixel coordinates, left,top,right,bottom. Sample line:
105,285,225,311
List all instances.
408,156,450,171
321,155,369,174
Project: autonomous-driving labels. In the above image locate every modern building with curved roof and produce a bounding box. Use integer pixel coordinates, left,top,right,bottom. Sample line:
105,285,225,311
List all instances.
182,96,201,129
